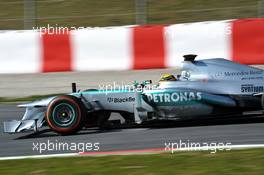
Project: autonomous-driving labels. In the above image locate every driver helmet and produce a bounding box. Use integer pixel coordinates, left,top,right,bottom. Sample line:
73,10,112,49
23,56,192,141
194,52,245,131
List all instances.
159,73,177,82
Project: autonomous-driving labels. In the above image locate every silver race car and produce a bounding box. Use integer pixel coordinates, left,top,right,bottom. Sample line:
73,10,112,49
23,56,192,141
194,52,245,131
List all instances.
4,55,264,135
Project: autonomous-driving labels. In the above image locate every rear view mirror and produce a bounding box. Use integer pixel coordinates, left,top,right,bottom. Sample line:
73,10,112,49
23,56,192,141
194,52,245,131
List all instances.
181,71,191,79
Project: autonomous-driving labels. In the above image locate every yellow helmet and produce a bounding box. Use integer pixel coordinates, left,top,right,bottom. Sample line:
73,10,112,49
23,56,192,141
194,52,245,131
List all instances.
159,73,177,82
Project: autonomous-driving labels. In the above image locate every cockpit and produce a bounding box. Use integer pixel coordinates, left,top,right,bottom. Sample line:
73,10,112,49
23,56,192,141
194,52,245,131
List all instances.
159,70,191,82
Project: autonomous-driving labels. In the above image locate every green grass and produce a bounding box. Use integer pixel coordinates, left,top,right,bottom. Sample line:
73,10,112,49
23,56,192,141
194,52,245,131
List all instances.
0,0,259,29
0,149,264,175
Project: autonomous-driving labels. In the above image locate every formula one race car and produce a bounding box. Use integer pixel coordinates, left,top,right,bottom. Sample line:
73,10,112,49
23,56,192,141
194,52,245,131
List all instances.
4,55,264,135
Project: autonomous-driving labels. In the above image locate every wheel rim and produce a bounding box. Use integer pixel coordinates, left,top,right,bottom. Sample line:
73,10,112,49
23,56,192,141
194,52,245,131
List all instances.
52,103,77,127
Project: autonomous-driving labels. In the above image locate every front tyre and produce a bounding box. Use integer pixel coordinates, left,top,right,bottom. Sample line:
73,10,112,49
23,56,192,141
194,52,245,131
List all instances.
46,95,85,135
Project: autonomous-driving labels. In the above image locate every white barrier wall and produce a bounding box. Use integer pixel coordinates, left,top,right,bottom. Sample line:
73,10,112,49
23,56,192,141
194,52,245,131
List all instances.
165,21,231,67
71,27,133,71
0,18,263,73
0,31,41,73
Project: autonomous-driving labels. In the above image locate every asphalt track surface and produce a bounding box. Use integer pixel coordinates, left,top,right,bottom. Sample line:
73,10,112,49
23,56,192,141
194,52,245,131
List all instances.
0,104,264,157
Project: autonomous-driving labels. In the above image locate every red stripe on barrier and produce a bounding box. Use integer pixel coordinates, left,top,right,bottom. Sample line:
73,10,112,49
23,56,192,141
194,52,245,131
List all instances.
132,25,165,69
41,31,72,72
232,18,264,64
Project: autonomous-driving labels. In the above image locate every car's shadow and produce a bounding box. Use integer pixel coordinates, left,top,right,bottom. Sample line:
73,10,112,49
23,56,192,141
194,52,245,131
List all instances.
15,128,122,140
15,115,264,140
146,115,264,129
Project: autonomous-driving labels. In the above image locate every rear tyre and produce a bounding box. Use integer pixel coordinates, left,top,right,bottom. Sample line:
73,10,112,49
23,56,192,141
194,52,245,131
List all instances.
46,95,85,135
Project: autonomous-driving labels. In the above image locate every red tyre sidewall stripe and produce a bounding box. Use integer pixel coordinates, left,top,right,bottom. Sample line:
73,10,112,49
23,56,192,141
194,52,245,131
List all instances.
46,96,82,133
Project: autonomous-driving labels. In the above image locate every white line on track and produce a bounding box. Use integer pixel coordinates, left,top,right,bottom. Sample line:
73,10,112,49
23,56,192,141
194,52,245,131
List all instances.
0,144,264,160
0,153,78,161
